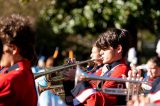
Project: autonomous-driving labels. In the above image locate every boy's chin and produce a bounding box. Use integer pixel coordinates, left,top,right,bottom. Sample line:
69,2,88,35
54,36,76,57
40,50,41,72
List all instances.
102,59,107,63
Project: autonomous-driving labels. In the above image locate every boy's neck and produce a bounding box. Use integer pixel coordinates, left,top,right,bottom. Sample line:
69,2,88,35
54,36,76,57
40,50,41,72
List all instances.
11,54,23,66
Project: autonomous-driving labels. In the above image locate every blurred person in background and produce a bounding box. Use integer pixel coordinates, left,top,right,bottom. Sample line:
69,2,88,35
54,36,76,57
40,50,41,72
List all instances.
127,56,160,94
123,56,160,106
32,56,45,73
35,56,66,106
87,43,103,74
140,56,160,94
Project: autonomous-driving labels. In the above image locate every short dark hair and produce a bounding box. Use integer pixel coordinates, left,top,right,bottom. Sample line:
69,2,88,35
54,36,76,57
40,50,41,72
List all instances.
0,14,37,65
96,28,131,57
148,56,160,67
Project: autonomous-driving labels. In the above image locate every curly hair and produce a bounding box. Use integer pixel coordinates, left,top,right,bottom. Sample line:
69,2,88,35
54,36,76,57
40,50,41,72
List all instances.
0,14,37,66
96,28,131,58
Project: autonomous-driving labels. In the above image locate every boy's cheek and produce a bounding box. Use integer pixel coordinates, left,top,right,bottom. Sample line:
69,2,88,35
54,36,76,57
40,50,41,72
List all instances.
157,68,160,77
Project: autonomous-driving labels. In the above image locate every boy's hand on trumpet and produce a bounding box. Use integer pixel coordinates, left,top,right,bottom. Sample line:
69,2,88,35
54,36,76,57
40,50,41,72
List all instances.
62,68,76,80
127,95,154,106
62,58,77,80
122,69,154,106
122,69,143,89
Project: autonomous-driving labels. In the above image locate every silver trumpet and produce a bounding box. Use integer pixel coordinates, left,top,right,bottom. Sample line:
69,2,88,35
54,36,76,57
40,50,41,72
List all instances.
34,58,100,79
34,58,102,95
75,65,150,84
75,65,151,101
37,83,64,95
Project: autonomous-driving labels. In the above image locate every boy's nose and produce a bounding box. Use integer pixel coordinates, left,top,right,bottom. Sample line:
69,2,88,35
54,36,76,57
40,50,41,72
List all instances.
100,50,103,55
90,54,92,58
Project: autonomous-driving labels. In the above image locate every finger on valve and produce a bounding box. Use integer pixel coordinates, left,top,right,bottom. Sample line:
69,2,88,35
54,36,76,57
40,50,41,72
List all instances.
139,95,150,105
131,70,137,80
122,74,127,79
122,73,130,89
127,70,133,89
128,70,132,79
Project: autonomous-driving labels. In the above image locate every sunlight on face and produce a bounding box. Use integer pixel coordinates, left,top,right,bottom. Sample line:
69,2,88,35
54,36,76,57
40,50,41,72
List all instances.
100,47,117,64
0,45,13,67
90,46,102,65
147,61,157,79
90,46,100,60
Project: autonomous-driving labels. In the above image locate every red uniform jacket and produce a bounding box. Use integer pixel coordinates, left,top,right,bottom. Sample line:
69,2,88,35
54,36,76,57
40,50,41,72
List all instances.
0,59,37,106
148,77,160,104
72,59,129,106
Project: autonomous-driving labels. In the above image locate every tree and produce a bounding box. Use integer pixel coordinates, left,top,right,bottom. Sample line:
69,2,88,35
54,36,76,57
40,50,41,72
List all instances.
37,0,160,61
12,0,160,63
36,0,142,60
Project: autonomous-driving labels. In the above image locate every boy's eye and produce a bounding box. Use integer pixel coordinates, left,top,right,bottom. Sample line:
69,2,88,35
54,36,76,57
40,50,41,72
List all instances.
102,48,108,50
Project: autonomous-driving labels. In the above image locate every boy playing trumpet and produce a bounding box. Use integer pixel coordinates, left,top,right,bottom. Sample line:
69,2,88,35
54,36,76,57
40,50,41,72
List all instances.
71,28,131,106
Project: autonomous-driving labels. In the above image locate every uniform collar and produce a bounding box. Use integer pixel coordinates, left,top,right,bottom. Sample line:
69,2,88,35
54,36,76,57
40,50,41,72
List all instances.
0,59,31,74
96,64,104,70
107,60,121,70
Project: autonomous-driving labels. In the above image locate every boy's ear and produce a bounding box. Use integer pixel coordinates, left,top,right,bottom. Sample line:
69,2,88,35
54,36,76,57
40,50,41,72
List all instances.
117,45,122,53
10,44,19,55
157,67,160,77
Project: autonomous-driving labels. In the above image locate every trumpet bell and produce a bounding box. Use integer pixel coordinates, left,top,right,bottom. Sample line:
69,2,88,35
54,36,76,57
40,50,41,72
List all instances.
34,59,98,79
38,83,65,96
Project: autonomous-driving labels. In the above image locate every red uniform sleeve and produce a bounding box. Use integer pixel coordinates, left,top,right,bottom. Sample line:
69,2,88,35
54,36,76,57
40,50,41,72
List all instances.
0,77,15,106
83,92,116,106
89,68,102,88
102,64,128,88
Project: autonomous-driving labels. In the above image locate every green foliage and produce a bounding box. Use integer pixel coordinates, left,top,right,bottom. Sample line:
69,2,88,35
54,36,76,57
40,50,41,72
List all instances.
40,0,142,35
36,0,160,62
1,0,160,63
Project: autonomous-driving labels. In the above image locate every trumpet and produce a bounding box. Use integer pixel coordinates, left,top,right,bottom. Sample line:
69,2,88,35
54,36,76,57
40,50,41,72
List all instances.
34,58,101,96
75,65,151,99
38,83,65,95
34,58,99,79
75,65,151,84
